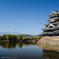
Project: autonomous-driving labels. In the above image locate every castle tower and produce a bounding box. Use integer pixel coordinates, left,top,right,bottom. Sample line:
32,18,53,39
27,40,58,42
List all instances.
42,10,59,36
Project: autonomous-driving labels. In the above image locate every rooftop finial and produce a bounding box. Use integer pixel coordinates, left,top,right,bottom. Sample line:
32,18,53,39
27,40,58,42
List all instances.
52,10,58,14
53,10,55,11
53,10,58,12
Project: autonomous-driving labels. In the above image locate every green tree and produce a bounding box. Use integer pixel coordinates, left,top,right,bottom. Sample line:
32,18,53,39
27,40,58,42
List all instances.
3,34,7,40
37,36,42,39
7,34,12,41
12,35,17,41
0,36,2,40
18,35,22,41
38,34,43,36
31,37,35,40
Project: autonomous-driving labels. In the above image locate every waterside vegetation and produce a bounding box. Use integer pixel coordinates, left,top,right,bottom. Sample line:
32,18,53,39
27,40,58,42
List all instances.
0,34,42,42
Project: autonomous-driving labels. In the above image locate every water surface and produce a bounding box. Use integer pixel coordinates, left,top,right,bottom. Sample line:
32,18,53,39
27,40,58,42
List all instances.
0,42,59,59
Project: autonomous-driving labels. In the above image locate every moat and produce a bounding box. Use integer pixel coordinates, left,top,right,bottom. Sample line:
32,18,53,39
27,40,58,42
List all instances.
0,42,59,59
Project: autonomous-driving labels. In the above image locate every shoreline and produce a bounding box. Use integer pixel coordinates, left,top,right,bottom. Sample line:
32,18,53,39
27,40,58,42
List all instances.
0,40,36,42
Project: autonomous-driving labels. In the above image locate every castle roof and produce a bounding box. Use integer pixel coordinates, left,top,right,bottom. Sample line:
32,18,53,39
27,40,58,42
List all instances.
42,30,59,34
48,10,59,16
42,27,59,30
45,22,59,26
47,17,59,21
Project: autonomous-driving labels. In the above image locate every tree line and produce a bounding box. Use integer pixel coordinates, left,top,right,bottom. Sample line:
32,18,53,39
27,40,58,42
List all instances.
0,34,42,41
0,34,22,41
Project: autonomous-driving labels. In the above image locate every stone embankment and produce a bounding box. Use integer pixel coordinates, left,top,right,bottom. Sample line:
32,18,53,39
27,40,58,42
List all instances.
37,36,59,52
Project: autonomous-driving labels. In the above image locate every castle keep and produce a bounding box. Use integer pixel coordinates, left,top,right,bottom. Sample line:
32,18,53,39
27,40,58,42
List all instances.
42,10,59,36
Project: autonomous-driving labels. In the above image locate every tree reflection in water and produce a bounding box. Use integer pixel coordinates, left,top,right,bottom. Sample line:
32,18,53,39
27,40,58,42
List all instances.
0,42,59,59
0,42,17,49
18,42,23,48
0,42,36,49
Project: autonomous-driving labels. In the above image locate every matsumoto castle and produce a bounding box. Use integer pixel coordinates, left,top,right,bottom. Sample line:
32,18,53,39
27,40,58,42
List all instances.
42,10,59,36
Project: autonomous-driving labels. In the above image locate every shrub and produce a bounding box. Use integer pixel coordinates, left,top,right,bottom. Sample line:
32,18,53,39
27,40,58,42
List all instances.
7,34,12,41
12,35,17,41
18,35,22,41
37,36,42,39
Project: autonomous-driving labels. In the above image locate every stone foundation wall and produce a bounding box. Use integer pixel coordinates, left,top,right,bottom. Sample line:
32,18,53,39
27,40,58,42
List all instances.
37,36,59,52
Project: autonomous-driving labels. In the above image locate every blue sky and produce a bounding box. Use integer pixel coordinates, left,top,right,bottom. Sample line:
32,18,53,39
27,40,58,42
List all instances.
0,0,59,35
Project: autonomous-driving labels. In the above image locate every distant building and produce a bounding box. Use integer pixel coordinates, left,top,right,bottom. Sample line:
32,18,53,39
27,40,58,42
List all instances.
42,10,59,36
22,35,37,39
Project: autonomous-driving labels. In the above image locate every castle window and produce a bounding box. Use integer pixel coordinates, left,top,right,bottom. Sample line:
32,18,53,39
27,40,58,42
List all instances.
49,26,53,28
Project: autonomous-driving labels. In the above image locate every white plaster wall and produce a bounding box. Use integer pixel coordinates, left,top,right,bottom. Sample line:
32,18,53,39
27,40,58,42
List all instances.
47,23,55,28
